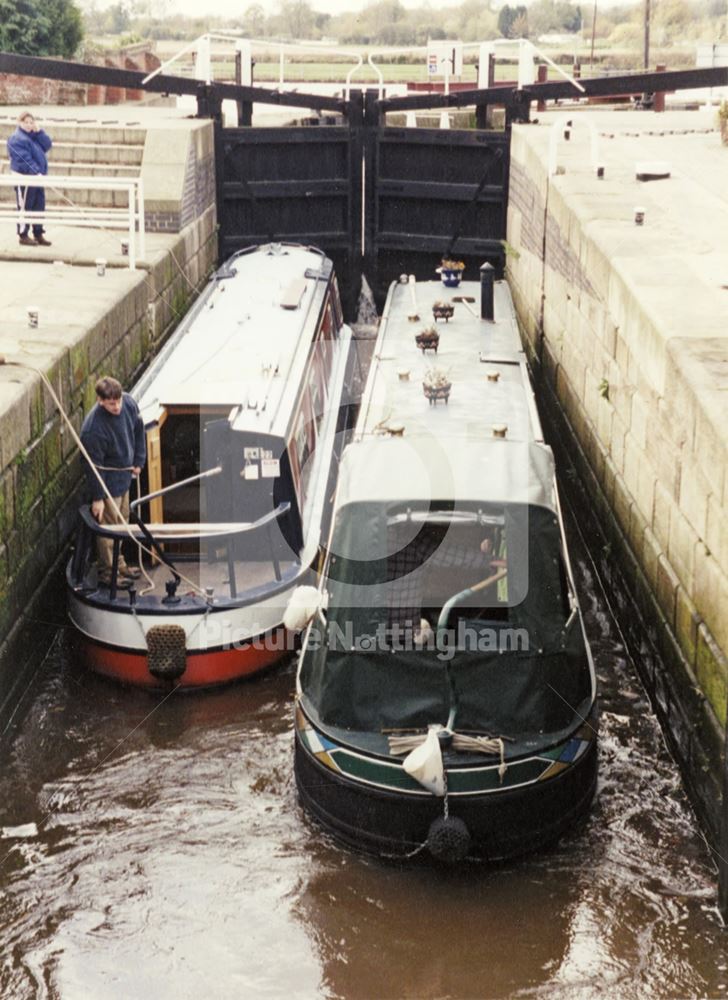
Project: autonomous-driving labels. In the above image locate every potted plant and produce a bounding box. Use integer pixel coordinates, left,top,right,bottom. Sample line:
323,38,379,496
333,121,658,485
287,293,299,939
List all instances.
423,367,452,404
438,258,465,288
432,299,454,321
720,101,728,146
415,326,440,353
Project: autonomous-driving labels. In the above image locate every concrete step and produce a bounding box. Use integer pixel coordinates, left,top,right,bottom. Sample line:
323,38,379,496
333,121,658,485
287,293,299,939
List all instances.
0,186,133,208
0,120,147,146
0,159,141,177
0,160,140,178
46,142,144,166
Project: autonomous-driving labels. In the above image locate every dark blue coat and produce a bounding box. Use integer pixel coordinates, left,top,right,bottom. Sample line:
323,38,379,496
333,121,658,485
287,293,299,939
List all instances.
7,127,52,175
80,394,147,502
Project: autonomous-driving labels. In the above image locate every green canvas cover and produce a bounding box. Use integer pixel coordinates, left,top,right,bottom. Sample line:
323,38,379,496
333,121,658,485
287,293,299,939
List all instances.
300,501,592,753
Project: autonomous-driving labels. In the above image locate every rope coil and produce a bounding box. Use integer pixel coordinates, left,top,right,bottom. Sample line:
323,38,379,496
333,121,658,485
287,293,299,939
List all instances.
388,730,508,784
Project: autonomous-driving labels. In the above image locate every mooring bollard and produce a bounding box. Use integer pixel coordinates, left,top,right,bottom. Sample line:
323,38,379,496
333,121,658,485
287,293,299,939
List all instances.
480,262,495,321
634,207,646,226
96,258,107,276
26,306,39,328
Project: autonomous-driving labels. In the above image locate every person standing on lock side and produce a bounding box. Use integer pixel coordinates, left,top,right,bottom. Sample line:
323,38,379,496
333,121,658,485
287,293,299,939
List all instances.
80,377,146,588
7,111,53,247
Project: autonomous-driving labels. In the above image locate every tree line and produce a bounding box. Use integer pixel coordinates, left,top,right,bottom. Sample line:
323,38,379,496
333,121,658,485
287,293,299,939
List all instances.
1,0,727,60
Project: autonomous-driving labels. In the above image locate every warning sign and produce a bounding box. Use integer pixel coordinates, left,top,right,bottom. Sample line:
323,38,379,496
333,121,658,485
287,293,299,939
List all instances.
261,458,280,478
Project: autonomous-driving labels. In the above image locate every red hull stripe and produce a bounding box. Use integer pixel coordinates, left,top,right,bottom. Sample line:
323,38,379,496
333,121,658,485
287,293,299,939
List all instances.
81,632,290,689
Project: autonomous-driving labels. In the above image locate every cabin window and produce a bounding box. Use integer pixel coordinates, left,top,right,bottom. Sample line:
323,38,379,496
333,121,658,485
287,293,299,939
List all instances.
384,517,510,632
323,503,567,648
331,281,343,330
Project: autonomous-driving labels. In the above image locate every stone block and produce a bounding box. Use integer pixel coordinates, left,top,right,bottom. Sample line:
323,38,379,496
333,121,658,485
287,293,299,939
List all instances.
675,586,701,669
667,510,699,594
623,433,654,523
705,494,728,569
678,456,710,541
652,481,673,552
14,437,45,525
0,377,33,472
693,544,728,656
612,472,632,536
0,467,15,541
595,394,614,450
663,347,699,453
627,500,648,564
642,525,662,593
693,405,726,503
695,623,728,728
629,392,650,451
601,454,618,505
609,414,627,474
655,552,679,628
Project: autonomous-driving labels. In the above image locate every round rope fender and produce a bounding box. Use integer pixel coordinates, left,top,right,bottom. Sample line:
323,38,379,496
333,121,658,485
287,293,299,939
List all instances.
146,624,187,681
426,815,471,863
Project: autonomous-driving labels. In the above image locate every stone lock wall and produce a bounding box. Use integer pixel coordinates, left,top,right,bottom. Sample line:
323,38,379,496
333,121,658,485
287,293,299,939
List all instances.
0,119,218,721
506,120,728,845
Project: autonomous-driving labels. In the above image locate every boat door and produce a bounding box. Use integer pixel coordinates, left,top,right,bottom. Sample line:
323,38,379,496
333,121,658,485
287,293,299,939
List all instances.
201,417,235,523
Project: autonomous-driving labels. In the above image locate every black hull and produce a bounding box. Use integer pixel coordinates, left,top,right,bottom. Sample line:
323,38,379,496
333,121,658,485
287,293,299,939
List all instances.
295,736,598,863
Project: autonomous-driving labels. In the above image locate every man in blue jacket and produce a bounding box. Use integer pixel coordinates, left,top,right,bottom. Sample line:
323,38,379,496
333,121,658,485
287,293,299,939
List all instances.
7,111,53,247
80,376,147,588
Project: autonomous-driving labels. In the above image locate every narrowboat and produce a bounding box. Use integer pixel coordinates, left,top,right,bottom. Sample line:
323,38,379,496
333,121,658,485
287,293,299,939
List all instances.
68,243,353,689
293,271,597,862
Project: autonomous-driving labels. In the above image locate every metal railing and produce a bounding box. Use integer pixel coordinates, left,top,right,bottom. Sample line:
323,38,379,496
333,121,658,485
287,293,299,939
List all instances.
71,501,293,602
0,174,145,268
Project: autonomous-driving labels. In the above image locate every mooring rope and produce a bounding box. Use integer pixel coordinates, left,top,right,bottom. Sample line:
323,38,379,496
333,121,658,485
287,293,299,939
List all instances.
388,730,509,784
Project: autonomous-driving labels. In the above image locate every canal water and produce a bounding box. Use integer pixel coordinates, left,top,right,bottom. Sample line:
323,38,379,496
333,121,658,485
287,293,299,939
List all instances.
0,318,726,998
1,495,726,1000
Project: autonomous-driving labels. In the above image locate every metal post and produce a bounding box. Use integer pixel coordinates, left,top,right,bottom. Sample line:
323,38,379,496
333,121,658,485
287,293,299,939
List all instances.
644,0,651,70
226,544,238,598
480,262,494,321
654,63,666,113
110,539,120,602
234,47,252,127
537,64,548,112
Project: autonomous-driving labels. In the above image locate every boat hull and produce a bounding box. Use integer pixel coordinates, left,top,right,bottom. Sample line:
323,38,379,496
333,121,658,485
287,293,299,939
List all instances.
294,720,598,862
78,630,291,690
68,583,299,689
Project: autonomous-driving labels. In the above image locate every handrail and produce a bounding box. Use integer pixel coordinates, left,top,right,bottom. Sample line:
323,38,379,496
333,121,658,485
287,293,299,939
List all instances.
75,501,293,601
130,465,222,513
78,501,291,544
0,173,145,267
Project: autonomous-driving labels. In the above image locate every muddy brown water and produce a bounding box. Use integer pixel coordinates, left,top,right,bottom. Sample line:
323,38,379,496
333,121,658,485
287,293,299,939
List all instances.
1,496,727,1000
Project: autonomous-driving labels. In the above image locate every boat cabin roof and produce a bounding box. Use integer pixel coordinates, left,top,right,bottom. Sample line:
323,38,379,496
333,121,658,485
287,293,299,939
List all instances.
341,277,556,512
335,436,556,511
134,243,333,438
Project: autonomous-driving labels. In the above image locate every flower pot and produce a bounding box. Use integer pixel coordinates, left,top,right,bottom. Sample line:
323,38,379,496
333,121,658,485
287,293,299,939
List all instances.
432,301,454,322
440,268,462,288
415,330,440,354
423,381,451,404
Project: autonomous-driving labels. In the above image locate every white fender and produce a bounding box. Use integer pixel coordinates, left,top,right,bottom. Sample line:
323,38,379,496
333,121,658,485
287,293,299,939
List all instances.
402,726,446,797
283,585,322,631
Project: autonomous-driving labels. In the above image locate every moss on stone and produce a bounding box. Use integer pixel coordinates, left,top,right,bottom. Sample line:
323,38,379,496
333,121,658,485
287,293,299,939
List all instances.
696,624,728,728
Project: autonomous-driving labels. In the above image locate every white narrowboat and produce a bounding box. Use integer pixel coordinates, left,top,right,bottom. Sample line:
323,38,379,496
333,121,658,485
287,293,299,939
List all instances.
68,243,354,688
293,271,597,862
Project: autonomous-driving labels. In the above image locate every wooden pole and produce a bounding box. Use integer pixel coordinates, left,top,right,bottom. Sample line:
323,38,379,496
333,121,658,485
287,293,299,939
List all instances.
644,0,651,70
